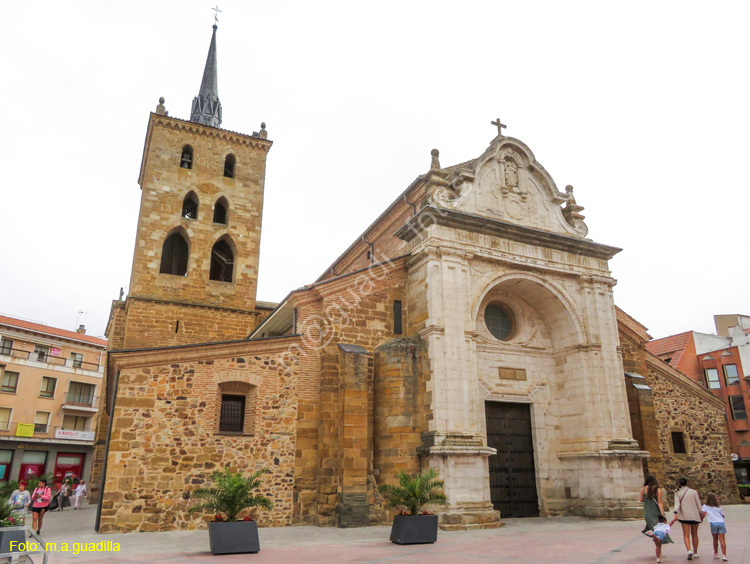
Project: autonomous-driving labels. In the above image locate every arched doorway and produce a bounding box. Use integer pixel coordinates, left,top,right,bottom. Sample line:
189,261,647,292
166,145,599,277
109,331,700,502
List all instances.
475,274,583,518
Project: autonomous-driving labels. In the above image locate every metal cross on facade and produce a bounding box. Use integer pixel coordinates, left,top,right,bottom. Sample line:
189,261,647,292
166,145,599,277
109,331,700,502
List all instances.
491,118,507,136
212,5,222,25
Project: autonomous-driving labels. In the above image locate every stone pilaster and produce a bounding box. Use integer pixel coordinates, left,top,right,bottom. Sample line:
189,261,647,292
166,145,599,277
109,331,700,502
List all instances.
335,344,373,528
410,245,501,529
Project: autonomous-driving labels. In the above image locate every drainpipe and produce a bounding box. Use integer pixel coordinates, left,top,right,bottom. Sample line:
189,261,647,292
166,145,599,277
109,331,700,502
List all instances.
361,236,375,264
403,194,417,216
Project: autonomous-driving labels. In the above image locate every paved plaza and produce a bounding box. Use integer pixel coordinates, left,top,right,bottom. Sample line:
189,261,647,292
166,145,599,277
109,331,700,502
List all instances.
21,503,750,563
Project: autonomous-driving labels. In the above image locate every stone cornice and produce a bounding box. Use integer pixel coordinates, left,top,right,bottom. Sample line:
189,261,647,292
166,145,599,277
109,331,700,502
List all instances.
396,206,621,261
558,450,650,459
151,113,272,148
138,113,272,186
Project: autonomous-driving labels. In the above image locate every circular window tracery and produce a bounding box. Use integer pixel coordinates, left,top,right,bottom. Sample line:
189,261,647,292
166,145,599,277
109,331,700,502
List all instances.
485,303,514,341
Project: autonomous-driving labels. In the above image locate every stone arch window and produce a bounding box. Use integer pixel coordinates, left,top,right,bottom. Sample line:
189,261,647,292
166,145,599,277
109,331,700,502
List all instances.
182,191,199,219
159,228,189,276
485,302,515,341
216,381,256,434
213,197,228,225
180,145,193,169
209,237,235,282
223,153,236,178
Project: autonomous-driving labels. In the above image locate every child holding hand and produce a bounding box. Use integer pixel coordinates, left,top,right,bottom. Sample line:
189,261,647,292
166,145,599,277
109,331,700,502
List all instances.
701,493,727,561
645,514,672,563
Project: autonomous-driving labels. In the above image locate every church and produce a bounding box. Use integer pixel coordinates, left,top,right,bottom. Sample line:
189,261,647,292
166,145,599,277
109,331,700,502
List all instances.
92,25,737,533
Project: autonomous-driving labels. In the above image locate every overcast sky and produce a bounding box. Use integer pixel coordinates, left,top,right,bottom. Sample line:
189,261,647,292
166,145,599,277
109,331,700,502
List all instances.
1,1,748,340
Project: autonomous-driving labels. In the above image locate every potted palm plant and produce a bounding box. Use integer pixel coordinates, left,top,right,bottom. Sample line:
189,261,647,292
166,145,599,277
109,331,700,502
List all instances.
377,469,448,545
0,499,26,553
189,467,273,555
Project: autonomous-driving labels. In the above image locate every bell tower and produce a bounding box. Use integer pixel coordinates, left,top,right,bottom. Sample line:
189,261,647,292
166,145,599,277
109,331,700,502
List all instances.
115,24,272,349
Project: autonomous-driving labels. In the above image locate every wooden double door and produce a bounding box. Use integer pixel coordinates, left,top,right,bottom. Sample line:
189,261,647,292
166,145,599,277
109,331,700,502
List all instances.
485,401,539,518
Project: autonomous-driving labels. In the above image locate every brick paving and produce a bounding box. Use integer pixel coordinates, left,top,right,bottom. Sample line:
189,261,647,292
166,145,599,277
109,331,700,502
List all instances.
19,503,750,563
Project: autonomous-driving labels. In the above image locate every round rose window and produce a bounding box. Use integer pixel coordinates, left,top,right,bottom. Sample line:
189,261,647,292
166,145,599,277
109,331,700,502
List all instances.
485,303,513,340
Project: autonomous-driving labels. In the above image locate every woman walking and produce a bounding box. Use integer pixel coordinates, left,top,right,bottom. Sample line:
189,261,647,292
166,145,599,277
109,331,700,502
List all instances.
669,477,703,560
73,480,87,510
30,478,52,535
640,474,673,544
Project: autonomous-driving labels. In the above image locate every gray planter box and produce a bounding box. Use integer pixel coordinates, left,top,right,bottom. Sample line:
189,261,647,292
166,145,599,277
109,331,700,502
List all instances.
389,514,439,545
208,520,260,555
0,527,26,553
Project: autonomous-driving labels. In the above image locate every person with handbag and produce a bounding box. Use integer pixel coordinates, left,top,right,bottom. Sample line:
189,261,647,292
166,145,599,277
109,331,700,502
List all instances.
669,477,703,560
30,478,52,535
640,474,673,557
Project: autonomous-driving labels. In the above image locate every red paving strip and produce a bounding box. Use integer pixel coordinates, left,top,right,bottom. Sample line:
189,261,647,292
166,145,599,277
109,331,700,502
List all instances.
44,508,750,564
43,534,665,564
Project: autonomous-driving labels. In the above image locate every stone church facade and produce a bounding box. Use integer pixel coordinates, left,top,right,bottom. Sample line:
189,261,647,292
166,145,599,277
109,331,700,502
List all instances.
92,27,737,533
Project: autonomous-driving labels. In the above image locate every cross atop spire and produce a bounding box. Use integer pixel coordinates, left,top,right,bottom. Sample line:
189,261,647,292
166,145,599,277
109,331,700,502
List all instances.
190,23,223,128
491,118,507,136
212,5,222,25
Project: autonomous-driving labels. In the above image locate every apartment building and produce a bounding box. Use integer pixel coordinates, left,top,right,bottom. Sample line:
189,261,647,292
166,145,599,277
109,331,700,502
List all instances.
0,314,106,484
647,314,750,482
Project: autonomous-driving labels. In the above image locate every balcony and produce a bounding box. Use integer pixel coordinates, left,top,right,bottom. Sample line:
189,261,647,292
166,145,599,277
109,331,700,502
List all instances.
61,392,99,413
0,346,103,373
0,422,95,442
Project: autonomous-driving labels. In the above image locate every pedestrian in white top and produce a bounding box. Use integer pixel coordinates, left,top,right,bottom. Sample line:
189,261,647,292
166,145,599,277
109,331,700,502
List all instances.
700,493,727,561
74,480,87,510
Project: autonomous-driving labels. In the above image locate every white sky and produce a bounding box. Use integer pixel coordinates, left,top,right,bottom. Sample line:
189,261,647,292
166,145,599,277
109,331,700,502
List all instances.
1,1,748,341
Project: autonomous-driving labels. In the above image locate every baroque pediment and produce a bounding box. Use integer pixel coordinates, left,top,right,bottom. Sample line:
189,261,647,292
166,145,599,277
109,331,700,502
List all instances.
428,137,588,238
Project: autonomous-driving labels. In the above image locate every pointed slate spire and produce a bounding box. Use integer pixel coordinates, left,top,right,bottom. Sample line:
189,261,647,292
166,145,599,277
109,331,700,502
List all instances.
190,24,222,128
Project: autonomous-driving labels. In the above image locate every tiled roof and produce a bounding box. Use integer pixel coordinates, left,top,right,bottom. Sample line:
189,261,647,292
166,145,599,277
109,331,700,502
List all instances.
645,331,693,367
0,314,107,347
442,158,478,175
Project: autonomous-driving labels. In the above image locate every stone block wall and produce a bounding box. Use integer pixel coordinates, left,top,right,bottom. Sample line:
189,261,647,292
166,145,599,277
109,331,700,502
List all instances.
129,114,270,313
645,354,740,505
617,308,737,502
99,339,300,533
373,338,425,486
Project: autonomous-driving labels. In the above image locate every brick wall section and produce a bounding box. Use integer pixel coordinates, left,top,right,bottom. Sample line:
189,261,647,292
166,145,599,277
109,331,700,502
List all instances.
645,354,740,504
121,298,258,349
99,338,300,533
288,260,409,525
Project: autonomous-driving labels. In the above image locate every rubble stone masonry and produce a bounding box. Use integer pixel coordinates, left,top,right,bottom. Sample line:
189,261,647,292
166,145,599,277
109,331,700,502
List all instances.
99,338,300,533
